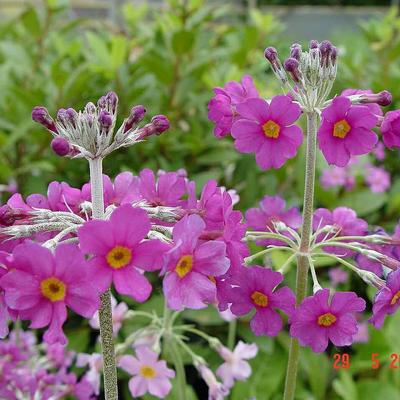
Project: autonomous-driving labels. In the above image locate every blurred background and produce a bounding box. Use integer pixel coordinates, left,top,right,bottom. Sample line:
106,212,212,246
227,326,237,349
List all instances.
1,0,400,399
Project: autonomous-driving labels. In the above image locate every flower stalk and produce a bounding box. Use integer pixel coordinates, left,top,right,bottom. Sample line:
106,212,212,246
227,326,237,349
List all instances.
89,157,119,400
283,111,318,400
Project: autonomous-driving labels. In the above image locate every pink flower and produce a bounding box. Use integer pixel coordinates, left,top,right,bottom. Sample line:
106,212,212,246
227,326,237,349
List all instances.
231,96,303,170
313,207,368,256
216,341,258,389
245,195,301,246
223,266,295,336
208,75,259,138
328,268,349,287
78,204,169,301
290,289,366,352
365,165,390,193
318,96,378,167
372,142,385,161
89,294,128,335
162,214,230,310
370,269,400,328
76,353,103,395
0,242,100,344
119,347,175,398
139,168,187,207
381,109,400,149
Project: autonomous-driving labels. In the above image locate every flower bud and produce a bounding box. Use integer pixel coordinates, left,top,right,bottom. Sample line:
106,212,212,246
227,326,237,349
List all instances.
359,90,392,107
32,106,57,133
123,105,146,133
151,115,170,134
290,43,302,61
98,110,113,134
264,46,281,71
51,137,70,157
284,58,301,82
309,40,319,50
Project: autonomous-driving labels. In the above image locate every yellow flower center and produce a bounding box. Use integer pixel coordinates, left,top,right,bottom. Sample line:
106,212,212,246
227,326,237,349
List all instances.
317,312,337,327
390,290,400,306
175,255,193,278
40,277,66,302
106,246,132,269
333,119,351,139
251,291,269,307
140,365,157,379
262,120,280,139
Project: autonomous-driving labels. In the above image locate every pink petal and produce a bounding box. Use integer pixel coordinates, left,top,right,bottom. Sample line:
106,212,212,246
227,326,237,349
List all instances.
113,267,152,302
173,215,205,251
29,299,52,328
132,240,170,272
250,308,283,336
149,377,173,398
231,120,264,152
66,283,100,318
268,95,301,126
321,96,350,122
344,128,378,155
128,376,148,397
78,220,115,255
54,243,86,283
331,291,365,314
194,241,230,276
43,302,67,345
235,98,270,122
119,355,140,375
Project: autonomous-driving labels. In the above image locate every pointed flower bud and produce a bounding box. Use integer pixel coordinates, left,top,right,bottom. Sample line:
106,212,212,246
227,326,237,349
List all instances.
359,90,392,107
151,115,169,134
284,58,302,82
290,43,302,61
32,106,57,133
123,105,146,133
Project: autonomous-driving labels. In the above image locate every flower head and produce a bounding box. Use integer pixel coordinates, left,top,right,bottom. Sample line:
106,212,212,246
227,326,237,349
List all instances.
208,75,259,138
162,214,230,310
78,204,169,301
222,266,295,336
381,109,400,149
216,341,258,389
318,96,378,167
290,288,366,352
231,96,303,170
365,165,390,193
370,269,400,328
119,347,175,398
0,242,100,344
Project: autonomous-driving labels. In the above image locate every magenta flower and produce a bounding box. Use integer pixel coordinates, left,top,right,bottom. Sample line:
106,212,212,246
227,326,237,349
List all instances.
0,242,100,344
373,141,386,161
318,96,378,167
365,165,390,193
313,207,368,256
78,204,169,301
208,75,259,138
245,195,301,246
370,269,400,328
290,289,366,352
328,267,349,287
119,347,175,398
381,109,400,149
231,96,303,170
162,214,230,310
139,168,187,207
216,341,258,389
224,266,295,336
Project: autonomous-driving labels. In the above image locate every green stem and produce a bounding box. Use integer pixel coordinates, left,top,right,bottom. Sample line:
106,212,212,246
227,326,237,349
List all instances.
89,157,118,400
227,319,237,350
163,302,187,400
283,111,318,400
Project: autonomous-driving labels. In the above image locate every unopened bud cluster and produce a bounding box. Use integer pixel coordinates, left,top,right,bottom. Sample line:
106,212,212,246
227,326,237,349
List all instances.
32,92,169,159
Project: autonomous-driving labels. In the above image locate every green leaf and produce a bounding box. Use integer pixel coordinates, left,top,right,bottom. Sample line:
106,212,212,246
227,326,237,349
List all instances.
172,30,195,55
339,189,387,217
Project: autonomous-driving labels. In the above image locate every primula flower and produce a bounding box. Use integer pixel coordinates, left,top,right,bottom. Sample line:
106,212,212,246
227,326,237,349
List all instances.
231,95,303,170
197,364,229,400
290,288,366,352
313,207,368,256
162,214,230,310
139,168,187,207
381,109,400,149
318,96,378,167
365,165,390,193
216,341,258,389
78,204,169,302
119,347,175,398
245,195,301,246
369,269,400,328
328,267,349,287
223,266,295,336
208,75,259,138
0,242,100,344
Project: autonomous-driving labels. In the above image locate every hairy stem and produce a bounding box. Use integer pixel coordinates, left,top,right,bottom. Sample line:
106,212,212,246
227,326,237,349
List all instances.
283,111,318,400
89,157,118,400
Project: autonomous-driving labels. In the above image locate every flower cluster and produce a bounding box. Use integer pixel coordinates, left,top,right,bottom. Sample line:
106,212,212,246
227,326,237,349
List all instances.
0,329,97,399
208,41,400,170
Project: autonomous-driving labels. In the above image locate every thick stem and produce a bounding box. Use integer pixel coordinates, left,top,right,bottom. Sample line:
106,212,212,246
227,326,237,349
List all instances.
89,157,118,400
283,112,318,400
